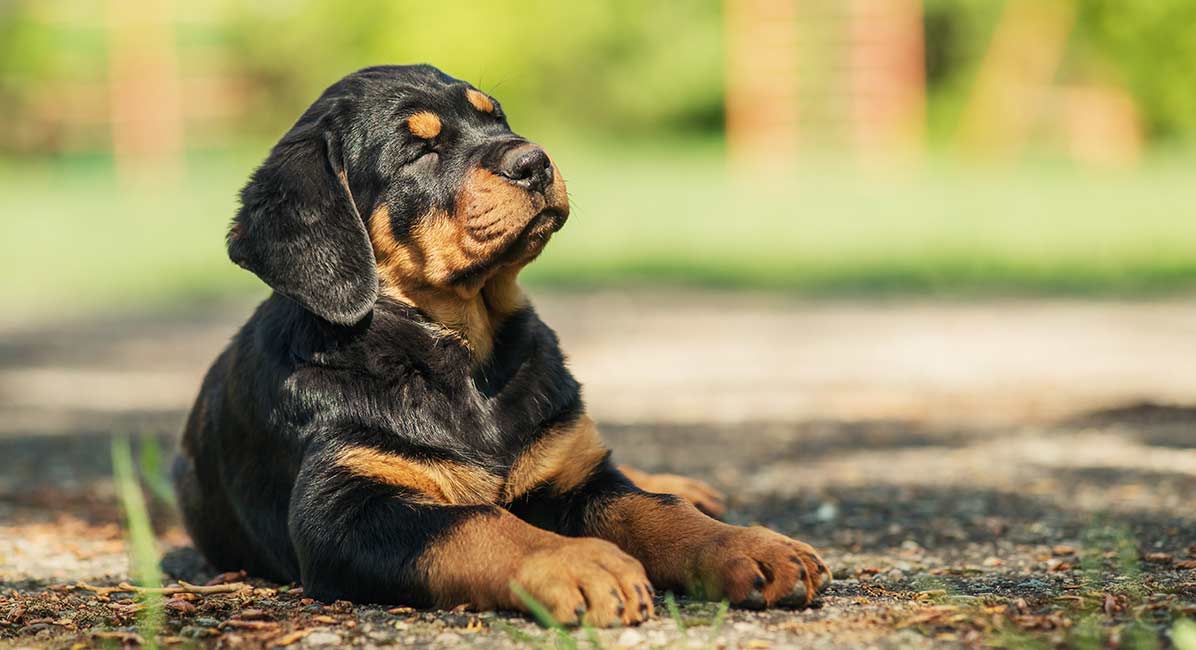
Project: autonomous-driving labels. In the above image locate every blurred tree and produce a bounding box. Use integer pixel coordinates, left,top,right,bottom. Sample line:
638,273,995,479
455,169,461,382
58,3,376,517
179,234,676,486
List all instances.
1073,0,1196,141
3,0,1196,156
221,1,724,139
926,0,1196,144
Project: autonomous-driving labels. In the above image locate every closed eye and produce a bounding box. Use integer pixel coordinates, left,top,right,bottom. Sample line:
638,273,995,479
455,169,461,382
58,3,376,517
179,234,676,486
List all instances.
412,143,438,164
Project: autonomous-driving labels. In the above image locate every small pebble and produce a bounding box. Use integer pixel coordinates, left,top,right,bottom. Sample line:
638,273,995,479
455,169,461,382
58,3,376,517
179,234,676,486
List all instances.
617,629,645,647
306,630,342,646
814,502,838,522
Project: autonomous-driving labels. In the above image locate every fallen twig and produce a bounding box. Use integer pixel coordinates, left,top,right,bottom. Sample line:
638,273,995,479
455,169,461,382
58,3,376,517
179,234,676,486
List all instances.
76,580,248,597
270,629,312,646
222,619,280,631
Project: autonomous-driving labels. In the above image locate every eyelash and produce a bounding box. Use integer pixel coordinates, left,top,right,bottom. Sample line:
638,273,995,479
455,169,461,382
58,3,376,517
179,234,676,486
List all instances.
405,138,438,164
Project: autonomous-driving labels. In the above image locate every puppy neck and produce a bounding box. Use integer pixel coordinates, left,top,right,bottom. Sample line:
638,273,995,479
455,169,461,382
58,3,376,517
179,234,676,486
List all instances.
380,267,526,362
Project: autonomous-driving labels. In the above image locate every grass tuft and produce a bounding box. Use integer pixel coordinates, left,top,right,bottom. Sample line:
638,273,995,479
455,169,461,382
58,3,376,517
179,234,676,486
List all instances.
664,591,686,635
510,581,578,649
1174,619,1196,650
111,434,165,649
707,600,730,645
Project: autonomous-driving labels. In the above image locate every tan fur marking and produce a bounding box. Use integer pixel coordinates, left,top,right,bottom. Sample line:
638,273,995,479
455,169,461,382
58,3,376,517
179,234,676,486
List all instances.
586,494,731,594
408,111,442,139
586,494,827,606
417,509,556,609
365,166,551,361
465,88,494,113
617,465,727,518
417,509,651,626
504,415,609,501
363,137,567,360
336,446,501,506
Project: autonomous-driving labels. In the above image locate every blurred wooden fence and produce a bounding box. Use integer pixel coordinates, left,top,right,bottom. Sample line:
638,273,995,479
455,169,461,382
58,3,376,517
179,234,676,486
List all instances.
14,2,250,183
725,0,926,170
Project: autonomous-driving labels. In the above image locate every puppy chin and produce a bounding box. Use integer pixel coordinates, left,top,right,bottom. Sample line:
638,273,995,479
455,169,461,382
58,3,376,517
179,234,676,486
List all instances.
511,231,554,263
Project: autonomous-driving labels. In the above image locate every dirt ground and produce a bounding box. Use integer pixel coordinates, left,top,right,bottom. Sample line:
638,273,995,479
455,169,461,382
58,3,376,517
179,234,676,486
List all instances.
2,291,1195,649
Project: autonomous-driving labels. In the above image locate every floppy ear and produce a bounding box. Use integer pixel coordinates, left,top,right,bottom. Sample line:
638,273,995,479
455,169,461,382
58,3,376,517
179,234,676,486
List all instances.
228,109,378,326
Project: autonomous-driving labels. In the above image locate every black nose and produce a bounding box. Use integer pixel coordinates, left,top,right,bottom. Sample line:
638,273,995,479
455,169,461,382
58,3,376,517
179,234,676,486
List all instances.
498,146,553,195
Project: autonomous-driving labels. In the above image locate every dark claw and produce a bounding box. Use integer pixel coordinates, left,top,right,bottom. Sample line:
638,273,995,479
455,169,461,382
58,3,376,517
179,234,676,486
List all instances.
753,575,766,590
574,604,587,618
777,582,810,608
616,602,625,616
798,565,807,580
739,589,767,610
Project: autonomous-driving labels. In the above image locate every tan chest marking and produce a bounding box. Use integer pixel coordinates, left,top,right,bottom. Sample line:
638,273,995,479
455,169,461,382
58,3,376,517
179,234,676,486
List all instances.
335,415,606,506
503,415,609,502
367,199,529,362
336,446,502,506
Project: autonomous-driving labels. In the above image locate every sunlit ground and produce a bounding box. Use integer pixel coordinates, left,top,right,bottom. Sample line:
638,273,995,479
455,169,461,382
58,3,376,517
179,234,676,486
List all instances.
4,139,1196,322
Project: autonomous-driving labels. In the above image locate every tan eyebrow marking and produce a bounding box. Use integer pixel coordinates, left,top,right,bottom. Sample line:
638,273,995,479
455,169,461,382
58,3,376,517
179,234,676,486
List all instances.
465,88,494,113
408,111,442,139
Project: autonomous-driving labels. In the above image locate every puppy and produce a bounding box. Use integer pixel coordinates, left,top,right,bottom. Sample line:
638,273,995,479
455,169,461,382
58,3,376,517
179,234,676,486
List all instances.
175,64,829,627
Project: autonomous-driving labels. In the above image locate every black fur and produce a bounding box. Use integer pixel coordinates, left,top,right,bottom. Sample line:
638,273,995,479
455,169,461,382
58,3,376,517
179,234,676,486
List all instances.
177,65,637,605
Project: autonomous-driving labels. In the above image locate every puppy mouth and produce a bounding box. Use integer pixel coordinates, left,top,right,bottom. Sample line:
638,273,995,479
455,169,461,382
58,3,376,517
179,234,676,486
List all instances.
516,208,566,251
534,206,569,234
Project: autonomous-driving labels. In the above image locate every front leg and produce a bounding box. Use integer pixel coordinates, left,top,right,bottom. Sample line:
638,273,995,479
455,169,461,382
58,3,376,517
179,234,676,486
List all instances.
617,464,727,519
565,462,831,608
289,445,654,626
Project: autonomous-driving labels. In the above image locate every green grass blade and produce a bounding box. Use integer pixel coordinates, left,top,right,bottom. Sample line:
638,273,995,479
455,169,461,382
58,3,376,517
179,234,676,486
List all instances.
581,620,604,649
1173,619,1196,650
707,600,730,647
510,581,577,649
664,591,686,636
136,434,176,506
112,434,164,650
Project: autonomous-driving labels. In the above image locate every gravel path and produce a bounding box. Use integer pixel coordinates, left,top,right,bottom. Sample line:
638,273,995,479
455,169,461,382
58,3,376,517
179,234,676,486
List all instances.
2,293,1195,648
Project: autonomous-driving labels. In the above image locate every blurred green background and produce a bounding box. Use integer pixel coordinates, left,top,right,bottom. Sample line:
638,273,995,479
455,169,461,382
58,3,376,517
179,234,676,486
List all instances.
3,0,1196,322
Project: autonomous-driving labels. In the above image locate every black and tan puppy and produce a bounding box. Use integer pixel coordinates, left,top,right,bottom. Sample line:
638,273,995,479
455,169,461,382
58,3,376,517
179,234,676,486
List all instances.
175,64,830,627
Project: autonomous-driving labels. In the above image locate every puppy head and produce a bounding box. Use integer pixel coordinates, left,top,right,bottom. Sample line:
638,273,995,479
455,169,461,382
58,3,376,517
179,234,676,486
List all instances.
229,64,569,325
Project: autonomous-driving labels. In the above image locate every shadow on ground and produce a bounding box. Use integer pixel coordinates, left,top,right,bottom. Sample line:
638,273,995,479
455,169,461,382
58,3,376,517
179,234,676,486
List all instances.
1,403,1194,648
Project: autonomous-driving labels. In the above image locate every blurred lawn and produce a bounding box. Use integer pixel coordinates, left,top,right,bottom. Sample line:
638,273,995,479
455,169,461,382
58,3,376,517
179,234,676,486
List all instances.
4,139,1196,322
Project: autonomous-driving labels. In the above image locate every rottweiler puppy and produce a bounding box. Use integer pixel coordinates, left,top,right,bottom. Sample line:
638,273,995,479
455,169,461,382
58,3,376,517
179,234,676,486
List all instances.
175,64,830,627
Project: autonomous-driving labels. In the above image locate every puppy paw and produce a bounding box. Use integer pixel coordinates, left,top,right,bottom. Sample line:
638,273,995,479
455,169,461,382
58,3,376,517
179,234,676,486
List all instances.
692,526,830,608
510,538,655,627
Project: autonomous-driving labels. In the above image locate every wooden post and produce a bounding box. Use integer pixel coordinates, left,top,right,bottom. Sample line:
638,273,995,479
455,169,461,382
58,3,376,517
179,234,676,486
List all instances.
846,0,926,161
725,0,800,174
105,0,184,184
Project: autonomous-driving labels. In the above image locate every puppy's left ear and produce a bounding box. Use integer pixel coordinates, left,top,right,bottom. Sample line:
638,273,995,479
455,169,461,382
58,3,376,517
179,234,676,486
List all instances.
228,106,378,326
